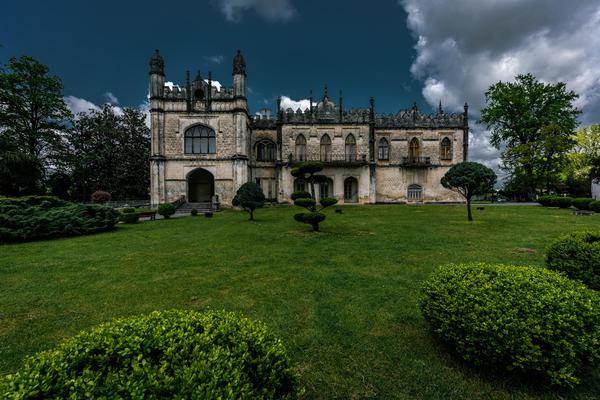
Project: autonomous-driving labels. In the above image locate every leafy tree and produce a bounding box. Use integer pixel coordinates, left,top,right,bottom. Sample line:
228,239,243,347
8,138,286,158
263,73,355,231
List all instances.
561,124,600,196
441,162,497,221
291,161,337,231
0,135,41,195
65,105,150,201
480,74,580,199
232,182,265,220
0,56,72,194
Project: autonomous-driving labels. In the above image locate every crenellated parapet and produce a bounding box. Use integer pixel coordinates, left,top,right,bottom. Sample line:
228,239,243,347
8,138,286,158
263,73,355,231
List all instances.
375,104,465,129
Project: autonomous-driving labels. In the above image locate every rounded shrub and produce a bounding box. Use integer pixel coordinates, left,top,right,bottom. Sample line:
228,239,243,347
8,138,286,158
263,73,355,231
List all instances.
293,198,316,208
546,231,600,290
319,197,338,208
91,190,111,203
158,203,176,219
537,195,556,207
554,196,573,208
420,263,600,386
571,197,595,210
590,200,600,212
290,191,312,201
0,310,302,399
119,211,140,224
121,207,136,213
191,208,198,216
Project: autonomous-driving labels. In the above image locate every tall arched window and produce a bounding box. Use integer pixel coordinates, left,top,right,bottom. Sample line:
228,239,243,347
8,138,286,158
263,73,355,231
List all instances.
409,137,420,160
378,138,389,160
256,140,276,161
185,125,216,154
345,134,357,162
295,134,306,161
319,178,333,199
320,134,332,162
440,137,452,160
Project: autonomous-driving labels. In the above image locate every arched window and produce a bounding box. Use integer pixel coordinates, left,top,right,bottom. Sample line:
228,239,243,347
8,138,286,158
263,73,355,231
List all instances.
378,138,389,160
409,137,420,160
319,178,333,199
407,184,423,202
344,177,358,202
294,178,306,193
295,134,306,161
320,134,332,162
185,125,216,154
256,140,276,161
440,137,452,160
345,134,357,162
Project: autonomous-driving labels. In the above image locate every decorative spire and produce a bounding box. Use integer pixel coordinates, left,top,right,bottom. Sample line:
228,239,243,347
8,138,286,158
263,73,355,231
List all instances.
185,70,191,113
149,49,164,76
369,97,375,123
193,70,203,83
438,100,443,114
339,90,343,122
412,101,418,110
309,89,313,114
323,84,329,101
233,49,246,76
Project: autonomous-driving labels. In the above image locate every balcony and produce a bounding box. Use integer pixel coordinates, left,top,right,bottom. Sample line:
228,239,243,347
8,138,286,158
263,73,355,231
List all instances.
401,156,431,167
288,152,368,166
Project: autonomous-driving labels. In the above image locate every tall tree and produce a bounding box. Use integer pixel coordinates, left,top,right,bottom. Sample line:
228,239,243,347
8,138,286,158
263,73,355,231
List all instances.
480,74,580,199
561,124,600,196
66,105,150,201
0,56,71,194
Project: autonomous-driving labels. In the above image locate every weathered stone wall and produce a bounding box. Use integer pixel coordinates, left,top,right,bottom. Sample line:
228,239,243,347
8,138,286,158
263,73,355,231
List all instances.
593,180,600,200
281,124,370,161
375,166,463,203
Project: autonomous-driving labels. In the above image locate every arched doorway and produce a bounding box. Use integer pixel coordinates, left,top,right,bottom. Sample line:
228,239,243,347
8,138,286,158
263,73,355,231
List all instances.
188,168,214,202
344,177,358,203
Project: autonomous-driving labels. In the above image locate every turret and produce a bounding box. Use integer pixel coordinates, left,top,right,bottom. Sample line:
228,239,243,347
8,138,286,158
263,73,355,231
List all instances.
192,70,205,101
149,49,165,99
232,49,246,98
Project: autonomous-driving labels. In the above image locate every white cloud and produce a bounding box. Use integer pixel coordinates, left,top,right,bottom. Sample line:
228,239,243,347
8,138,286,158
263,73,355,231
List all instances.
104,92,119,105
279,95,315,111
203,55,224,64
64,95,101,115
216,0,296,23
400,0,600,170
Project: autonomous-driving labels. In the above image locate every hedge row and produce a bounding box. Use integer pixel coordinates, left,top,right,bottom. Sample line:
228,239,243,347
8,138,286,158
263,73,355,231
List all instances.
547,231,600,290
0,196,118,243
538,195,599,210
0,310,302,399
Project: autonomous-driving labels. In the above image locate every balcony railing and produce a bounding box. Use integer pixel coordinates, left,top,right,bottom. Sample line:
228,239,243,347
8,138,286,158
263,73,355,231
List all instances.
401,156,431,166
288,152,368,166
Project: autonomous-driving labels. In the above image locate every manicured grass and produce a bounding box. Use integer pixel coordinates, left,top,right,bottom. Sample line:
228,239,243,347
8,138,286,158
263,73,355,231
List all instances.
1,205,599,399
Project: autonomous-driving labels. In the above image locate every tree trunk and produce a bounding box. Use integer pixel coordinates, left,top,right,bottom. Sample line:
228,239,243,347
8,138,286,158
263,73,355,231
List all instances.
467,197,473,222
249,208,254,220
311,222,320,232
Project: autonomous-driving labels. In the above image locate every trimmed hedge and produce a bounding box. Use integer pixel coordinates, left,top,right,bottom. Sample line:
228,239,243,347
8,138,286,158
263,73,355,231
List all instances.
590,200,600,212
0,310,302,399
546,231,600,290
191,208,198,216
571,197,595,210
537,195,573,208
119,211,140,224
420,263,600,386
158,203,176,219
0,197,119,243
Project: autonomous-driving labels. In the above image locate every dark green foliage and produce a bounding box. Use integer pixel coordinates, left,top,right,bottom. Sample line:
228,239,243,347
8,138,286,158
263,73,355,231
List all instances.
232,182,265,220
293,198,316,208
0,310,302,399
571,197,595,210
538,195,573,208
441,162,497,221
590,200,600,212
537,195,557,206
0,197,118,243
121,207,136,213
320,197,338,208
290,191,311,201
158,203,175,219
191,208,198,216
119,211,139,224
480,74,580,198
420,263,600,387
546,231,600,290
91,190,111,203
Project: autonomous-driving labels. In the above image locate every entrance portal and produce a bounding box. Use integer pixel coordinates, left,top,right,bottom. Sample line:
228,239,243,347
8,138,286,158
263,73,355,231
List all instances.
187,168,214,202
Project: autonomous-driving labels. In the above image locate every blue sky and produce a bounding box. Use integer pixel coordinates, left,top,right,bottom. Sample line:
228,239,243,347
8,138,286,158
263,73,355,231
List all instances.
3,0,600,170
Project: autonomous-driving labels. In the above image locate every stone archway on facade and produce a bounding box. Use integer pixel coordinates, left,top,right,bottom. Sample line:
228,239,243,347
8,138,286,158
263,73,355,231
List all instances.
187,168,214,202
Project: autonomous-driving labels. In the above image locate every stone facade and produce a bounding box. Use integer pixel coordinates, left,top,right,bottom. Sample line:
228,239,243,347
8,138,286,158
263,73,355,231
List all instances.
593,179,600,200
149,50,469,207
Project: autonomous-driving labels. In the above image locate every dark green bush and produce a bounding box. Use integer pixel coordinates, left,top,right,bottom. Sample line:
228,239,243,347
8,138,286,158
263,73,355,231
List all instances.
320,197,338,208
119,211,140,224
571,197,595,210
420,263,600,387
290,191,311,201
537,195,573,208
546,231,600,290
0,199,119,243
0,196,67,211
590,200,600,212
294,198,316,208
0,310,302,399
191,208,198,216
158,203,176,219
121,207,136,213
537,195,556,206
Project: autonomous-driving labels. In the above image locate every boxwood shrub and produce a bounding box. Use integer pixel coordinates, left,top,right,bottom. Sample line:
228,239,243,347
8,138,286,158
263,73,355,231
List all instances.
0,310,302,399
119,211,140,224
420,263,600,386
158,203,176,219
537,195,573,208
0,197,119,243
571,197,595,210
546,231,600,290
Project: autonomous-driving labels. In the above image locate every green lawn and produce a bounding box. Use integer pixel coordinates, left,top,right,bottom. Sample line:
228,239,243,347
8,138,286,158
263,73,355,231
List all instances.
1,205,600,399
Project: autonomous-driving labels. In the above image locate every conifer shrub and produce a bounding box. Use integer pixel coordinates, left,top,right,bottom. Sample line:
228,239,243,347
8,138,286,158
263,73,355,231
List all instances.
420,263,600,387
0,310,302,399
546,231,600,290
571,197,595,210
158,203,176,219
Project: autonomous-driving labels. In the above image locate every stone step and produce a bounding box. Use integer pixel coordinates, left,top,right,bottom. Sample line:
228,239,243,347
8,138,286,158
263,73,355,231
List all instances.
176,202,214,213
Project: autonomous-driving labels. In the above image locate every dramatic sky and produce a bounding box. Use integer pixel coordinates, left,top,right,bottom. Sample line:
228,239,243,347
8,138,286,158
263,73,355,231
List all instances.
2,0,600,171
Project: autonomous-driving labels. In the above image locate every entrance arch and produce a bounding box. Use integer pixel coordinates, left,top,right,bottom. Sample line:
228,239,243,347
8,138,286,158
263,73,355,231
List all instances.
187,168,214,202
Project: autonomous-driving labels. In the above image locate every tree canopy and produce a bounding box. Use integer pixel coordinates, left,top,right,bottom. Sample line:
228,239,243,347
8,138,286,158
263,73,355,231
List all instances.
441,162,497,221
232,182,266,220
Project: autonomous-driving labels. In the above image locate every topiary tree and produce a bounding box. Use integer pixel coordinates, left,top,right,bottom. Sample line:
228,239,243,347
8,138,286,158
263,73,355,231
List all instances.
158,203,175,219
232,181,265,220
441,162,497,221
290,161,337,231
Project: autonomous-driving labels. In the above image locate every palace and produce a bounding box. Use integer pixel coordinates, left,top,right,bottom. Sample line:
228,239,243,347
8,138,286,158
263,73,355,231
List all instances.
148,50,469,208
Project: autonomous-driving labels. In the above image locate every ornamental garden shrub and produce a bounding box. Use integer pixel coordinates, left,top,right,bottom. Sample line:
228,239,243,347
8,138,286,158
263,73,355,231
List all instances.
546,231,600,290
0,197,119,243
91,190,111,203
590,200,600,212
0,310,302,399
158,203,176,219
290,162,337,231
191,208,198,216
420,263,600,387
537,195,556,206
232,182,265,220
119,210,140,224
554,196,573,208
571,197,595,210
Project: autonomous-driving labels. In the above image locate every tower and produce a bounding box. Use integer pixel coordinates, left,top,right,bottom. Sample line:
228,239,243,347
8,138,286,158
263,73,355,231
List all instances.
149,49,165,99
148,49,166,206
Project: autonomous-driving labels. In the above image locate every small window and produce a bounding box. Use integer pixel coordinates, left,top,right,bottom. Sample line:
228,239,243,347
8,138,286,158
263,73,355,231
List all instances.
378,138,389,160
295,135,307,161
440,137,452,160
256,140,276,161
185,125,216,154
320,134,332,162
408,184,423,202
345,134,357,162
